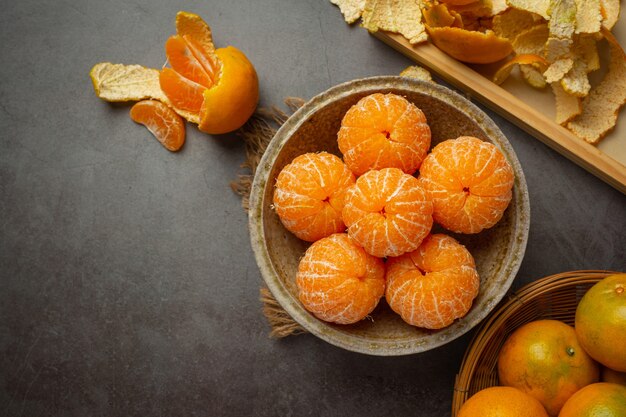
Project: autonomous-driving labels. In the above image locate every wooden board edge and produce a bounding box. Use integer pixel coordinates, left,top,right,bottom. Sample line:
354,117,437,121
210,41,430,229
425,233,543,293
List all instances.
373,31,626,195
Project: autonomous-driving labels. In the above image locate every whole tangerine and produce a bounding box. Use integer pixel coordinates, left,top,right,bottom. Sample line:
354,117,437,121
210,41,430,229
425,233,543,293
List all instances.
458,386,549,417
575,274,626,372
558,382,626,417
497,319,600,416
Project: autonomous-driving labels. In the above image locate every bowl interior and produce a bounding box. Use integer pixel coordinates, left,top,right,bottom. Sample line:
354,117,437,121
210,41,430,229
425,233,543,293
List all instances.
249,77,529,355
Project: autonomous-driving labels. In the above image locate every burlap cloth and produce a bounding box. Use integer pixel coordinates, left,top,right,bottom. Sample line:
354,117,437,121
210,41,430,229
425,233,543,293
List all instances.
230,97,308,338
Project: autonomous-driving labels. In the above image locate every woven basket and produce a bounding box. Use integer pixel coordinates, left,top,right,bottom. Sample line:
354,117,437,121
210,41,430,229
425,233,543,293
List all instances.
451,270,620,416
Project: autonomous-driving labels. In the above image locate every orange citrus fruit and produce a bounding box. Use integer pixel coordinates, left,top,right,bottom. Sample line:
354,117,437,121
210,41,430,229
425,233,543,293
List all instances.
160,11,258,134
342,168,433,258
273,152,355,242
497,319,600,416
165,35,214,88
129,100,185,152
458,386,549,417
159,67,205,113
601,367,626,386
385,234,479,329
337,93,431,176
558,383,626,417
198,46,259,135
575,273,626,372
296,233,385,324
417,136,514,234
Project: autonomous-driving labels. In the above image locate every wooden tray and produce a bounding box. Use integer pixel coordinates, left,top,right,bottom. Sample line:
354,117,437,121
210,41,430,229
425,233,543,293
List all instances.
372,22,626,194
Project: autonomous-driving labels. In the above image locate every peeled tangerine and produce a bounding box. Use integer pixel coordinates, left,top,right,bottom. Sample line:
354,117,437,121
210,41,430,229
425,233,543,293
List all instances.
385,234,480,329
273,152,355,242
159,11,259,135
296,233,385,325
418,136,514,234
338,93,431,176
342,168,433,258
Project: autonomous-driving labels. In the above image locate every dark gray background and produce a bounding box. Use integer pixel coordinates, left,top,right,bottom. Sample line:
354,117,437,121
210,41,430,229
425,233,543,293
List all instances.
1,0,624,416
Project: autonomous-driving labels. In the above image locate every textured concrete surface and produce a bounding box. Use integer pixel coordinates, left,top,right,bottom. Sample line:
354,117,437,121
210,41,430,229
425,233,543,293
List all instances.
0,1,624,416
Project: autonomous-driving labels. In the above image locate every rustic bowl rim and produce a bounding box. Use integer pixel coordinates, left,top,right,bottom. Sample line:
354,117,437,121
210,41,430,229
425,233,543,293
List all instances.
248,75,530,356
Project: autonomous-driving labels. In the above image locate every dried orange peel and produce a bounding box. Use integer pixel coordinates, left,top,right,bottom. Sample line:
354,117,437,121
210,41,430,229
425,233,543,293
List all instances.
567,29,626,144
90,63,166,103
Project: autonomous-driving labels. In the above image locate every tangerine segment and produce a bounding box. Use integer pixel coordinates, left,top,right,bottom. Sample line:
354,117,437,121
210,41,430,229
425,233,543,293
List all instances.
165,35,214,88
338,93,431,176
385,234,479,329
175,11,221,83
159,68,205,113
129,100,185,152
342,168,433,258
198,46,259,135
296,233,385,324
417,136,514,234
273,152,356,242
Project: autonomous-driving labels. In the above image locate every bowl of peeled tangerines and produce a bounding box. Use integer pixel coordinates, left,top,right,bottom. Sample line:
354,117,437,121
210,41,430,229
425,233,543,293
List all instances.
249,76,530,355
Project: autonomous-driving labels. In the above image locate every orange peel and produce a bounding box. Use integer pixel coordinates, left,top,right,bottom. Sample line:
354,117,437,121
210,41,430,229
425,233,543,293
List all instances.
422,3,457,28
198,46,259,135
361,0,427,44
399,65,433,82
439,0,478,6
90,62,167,103
600,0,620,30
567,29,626,144
492,54,548,85
553,82,582,125
330,0,366,24
426,26,513,64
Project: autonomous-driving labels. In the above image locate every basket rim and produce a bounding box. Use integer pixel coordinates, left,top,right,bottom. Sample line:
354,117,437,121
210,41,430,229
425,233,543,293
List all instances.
451,269,622,416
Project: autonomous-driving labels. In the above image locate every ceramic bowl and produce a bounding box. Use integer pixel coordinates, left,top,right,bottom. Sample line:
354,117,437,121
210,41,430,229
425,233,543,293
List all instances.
249,76,530,355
